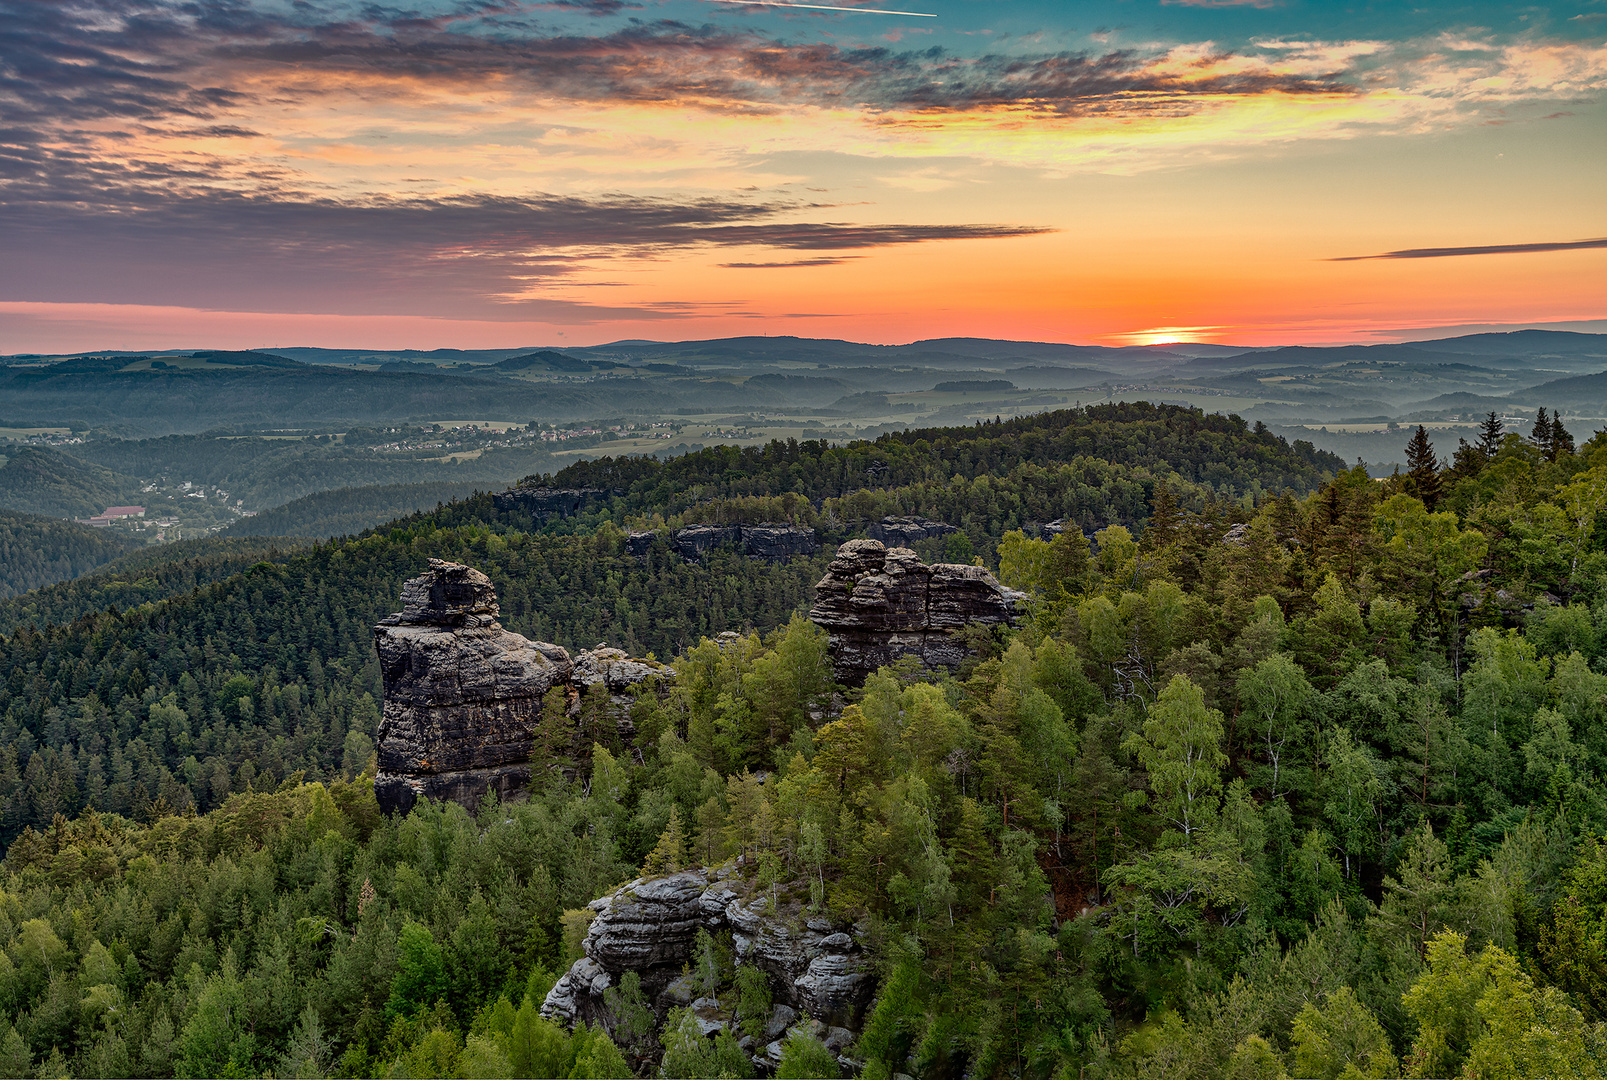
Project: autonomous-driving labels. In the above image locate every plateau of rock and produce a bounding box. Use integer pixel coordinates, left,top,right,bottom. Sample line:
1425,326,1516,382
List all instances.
809,539,1024,685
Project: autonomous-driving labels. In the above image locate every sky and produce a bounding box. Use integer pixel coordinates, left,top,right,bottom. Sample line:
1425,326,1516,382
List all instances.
1,0,1604,353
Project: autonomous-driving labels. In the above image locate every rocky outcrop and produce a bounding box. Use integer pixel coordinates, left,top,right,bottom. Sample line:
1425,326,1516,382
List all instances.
543,866,875,1071
493,486,611,523
809,539,1024,685
864,515,957,547
671,524,743,559
373,560,670,816
625,524,818,562
738,524,819,561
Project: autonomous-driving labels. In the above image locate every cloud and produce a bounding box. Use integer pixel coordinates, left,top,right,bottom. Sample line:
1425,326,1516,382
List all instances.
0,181,1049,316
11,0,1600,193
0,1,1356,131
718,256,861,267
1331,237,1607,261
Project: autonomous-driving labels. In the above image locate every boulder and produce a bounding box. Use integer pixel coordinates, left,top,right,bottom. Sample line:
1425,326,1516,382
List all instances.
809,540,1023,685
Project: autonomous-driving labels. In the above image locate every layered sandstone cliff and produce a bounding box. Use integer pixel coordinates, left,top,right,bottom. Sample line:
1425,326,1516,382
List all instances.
809,539,1024,685
372,559,669,815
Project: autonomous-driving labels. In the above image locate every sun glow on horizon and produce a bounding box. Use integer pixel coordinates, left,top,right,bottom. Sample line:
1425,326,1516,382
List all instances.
1108,326,1229,347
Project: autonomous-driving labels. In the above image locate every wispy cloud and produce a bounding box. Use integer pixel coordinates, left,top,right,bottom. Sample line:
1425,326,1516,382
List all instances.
718,256,861,267
1332,237,1607,261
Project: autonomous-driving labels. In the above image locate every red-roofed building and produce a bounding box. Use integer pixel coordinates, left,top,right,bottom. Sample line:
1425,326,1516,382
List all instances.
79,505,145,526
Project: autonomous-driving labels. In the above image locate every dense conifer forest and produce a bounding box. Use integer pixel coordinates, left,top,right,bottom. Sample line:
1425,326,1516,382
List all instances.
0,511,138,601
2,404,1606,1078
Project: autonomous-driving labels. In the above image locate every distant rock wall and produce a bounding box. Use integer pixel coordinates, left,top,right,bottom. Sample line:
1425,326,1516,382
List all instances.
625,524,818,562
863,515,957,547
372,559,670,815
809,539,1023,685
493,486,612,523
543,866,874,1072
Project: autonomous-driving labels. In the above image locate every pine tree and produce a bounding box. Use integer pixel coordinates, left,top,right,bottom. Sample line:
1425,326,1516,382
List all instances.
1549,411,1575,461
1405,426,1442,509
1477,412,1505,458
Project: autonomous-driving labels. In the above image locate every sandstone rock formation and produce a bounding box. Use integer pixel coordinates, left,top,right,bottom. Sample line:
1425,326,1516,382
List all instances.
864,515,957,547
373,560,670,815
493,486,611,523
809,539,1024,685
624,524,818,562
734,524,819,561
543,866,874,1071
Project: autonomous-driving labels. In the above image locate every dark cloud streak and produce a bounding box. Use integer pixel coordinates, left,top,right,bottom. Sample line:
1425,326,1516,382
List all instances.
0,184,1049,316
1332,237,1607,260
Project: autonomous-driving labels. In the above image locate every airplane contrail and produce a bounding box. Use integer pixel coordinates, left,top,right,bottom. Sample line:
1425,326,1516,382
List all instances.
711,0,937,16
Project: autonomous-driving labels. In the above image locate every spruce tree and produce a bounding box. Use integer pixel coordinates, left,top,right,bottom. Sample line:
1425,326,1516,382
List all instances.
1449,438,1484,479
1477,411,1505,458
1405,425,1442,509
1549,411,1575,461
1531,407,1554,458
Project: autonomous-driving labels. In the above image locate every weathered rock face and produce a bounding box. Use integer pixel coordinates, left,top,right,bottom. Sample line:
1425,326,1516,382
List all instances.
543,866,875,1071
373,560,670,816
671,524,742,559
864,515,957,547
809,539,1024,685
625,524,819,562
733,524,818,561
493,486,611,523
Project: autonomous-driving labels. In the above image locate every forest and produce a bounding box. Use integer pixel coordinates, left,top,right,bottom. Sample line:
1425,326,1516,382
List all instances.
0,404,1605,1078
219,484,488,541
537,404,1342,527
0,511,137,601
